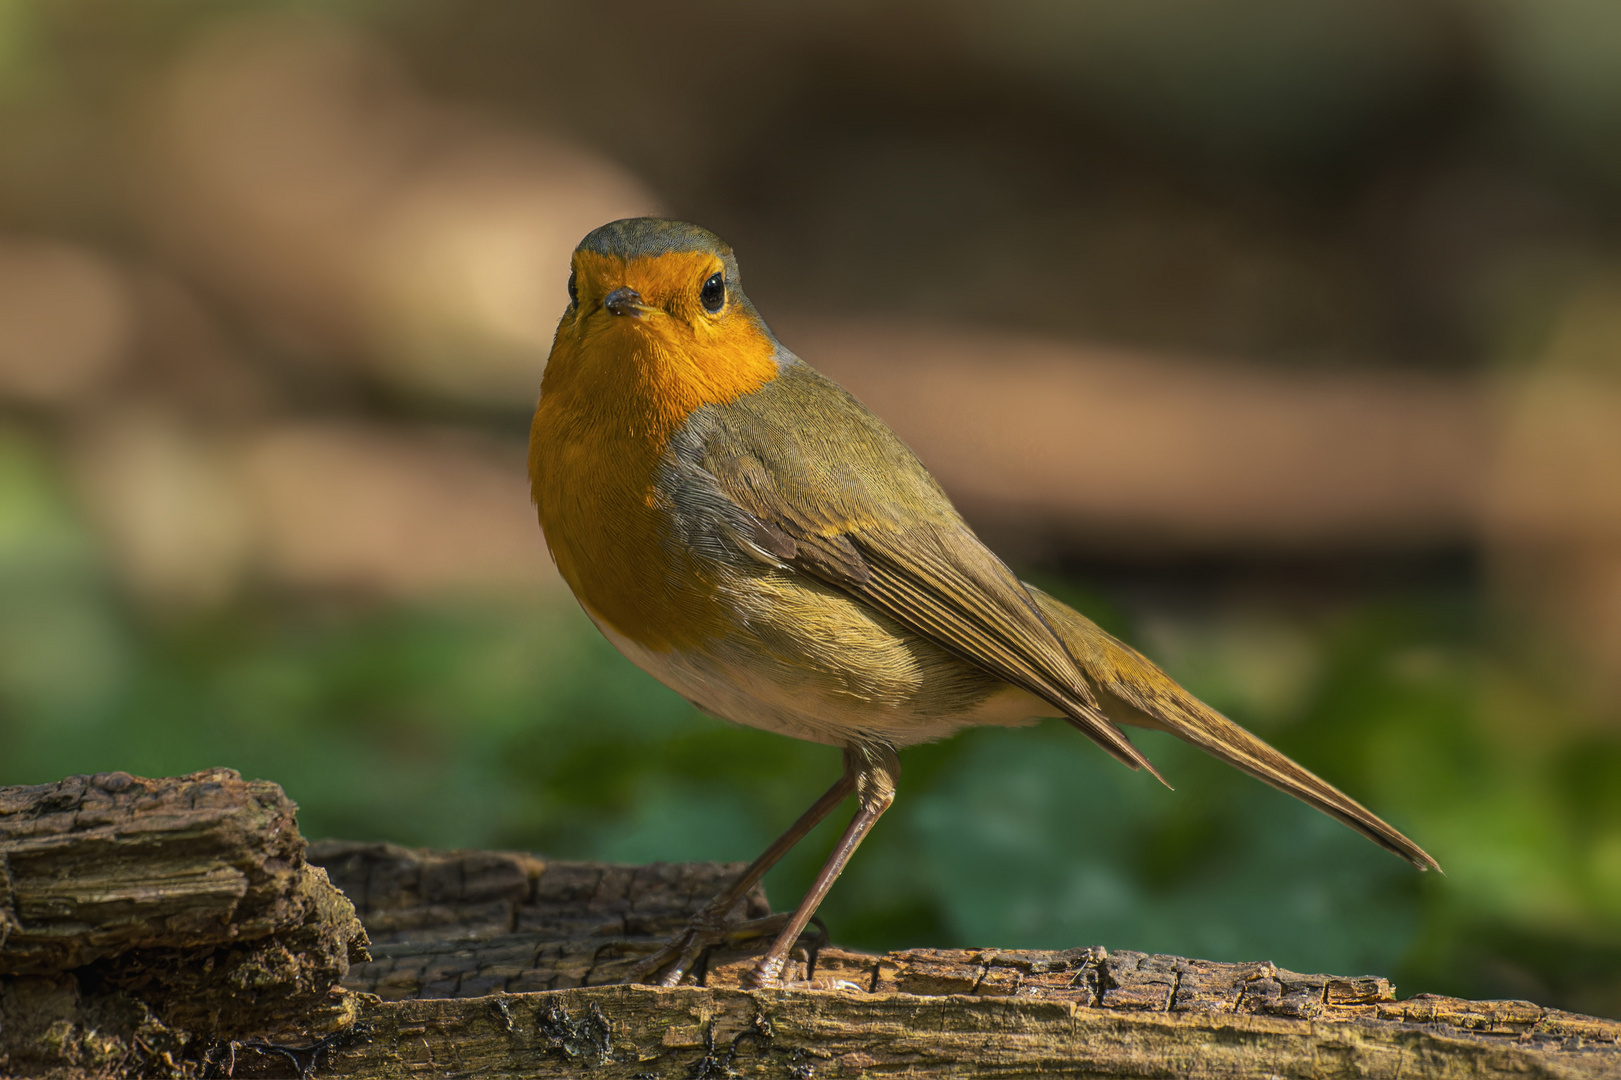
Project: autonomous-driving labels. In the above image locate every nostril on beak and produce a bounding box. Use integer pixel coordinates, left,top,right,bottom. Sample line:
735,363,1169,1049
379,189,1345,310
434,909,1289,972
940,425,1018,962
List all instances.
604,287,646,317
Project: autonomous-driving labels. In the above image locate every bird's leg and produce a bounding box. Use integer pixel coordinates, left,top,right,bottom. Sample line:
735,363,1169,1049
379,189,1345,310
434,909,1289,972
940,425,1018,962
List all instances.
621,754,859,987
744,742,900,989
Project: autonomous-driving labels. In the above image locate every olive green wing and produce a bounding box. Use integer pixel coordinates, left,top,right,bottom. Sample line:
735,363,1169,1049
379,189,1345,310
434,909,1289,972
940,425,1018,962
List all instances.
677,361,1161,778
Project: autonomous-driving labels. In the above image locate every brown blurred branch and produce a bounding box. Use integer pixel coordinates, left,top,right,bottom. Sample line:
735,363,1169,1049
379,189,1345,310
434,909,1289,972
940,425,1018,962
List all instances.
5,773,1618,1079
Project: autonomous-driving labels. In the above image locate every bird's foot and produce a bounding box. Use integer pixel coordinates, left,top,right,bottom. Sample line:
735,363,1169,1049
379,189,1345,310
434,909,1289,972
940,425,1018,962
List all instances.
620,912,792,987
741,953,789,989
738,916,833,989
741,956,862,992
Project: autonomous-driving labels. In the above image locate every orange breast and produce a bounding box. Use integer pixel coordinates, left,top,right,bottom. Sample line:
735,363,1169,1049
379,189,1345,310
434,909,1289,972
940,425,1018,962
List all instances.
528,252,780,651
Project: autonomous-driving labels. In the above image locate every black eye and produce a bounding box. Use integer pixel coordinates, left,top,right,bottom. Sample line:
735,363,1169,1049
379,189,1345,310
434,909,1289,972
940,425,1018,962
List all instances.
700,272,725,313
566,269,577,306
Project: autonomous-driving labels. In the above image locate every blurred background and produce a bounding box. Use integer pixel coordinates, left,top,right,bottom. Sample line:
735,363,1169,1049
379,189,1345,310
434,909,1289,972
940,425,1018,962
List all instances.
2,0,1620,1018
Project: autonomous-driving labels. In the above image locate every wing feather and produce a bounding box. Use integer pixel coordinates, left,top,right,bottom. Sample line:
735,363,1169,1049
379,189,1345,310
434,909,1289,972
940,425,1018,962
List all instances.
674,361,1161,778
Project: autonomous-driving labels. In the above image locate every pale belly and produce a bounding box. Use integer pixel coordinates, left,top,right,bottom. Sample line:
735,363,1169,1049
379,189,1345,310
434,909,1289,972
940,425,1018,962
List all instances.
581,596,1052,750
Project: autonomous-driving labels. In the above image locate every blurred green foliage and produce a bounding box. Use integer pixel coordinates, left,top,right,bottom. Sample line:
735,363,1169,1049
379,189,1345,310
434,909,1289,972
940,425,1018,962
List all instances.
3,423,1619,1018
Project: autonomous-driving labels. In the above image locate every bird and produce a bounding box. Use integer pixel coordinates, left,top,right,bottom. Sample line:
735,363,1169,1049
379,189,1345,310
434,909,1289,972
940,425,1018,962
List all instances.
528,217,1439,989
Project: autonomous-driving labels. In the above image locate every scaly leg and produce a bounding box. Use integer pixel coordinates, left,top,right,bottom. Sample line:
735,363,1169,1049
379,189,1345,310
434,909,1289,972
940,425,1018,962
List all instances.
622,751,860,987
744,743,900,989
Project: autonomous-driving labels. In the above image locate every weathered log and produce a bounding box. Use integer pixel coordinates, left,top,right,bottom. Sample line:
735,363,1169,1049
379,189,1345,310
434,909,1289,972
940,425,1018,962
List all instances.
4,773,1620,1079
308,841,770,999
0,769,368,1073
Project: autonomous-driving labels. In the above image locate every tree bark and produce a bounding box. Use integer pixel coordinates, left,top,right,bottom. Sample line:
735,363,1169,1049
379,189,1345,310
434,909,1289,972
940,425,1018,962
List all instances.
4,772,1618,1079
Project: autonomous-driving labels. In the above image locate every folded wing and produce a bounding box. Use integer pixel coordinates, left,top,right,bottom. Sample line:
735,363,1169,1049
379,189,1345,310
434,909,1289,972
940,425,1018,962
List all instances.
677,360,1159,778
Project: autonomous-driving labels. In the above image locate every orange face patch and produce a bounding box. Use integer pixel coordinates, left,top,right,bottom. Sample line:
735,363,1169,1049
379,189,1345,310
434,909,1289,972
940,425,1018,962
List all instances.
528,249,782,650
549,250,780,434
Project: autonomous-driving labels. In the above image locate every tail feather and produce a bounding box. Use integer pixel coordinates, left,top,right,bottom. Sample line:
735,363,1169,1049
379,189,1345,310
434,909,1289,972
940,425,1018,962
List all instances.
1029,585,1440,872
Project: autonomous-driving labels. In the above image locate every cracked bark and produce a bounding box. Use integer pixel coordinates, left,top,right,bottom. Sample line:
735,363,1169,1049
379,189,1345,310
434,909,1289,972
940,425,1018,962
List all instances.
4,772,1619,1079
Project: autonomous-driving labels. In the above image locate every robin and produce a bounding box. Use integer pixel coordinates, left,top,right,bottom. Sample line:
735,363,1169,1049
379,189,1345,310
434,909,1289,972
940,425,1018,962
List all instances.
529,217,1438,989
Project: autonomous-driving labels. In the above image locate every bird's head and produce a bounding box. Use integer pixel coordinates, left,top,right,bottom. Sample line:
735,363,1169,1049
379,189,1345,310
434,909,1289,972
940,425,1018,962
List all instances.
541,218,782,429
570,218,741,323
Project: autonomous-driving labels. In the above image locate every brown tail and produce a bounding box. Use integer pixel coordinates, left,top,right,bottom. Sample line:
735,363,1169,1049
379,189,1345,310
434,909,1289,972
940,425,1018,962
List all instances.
1028,585,1440,872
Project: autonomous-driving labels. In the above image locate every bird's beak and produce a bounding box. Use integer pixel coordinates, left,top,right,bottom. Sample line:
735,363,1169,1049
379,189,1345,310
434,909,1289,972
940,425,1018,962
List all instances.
603,286,653,319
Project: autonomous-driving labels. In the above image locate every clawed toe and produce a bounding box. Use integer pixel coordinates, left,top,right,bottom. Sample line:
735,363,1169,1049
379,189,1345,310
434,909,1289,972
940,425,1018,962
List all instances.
741,957,787,990
620,912,794,986
620,939,699,987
